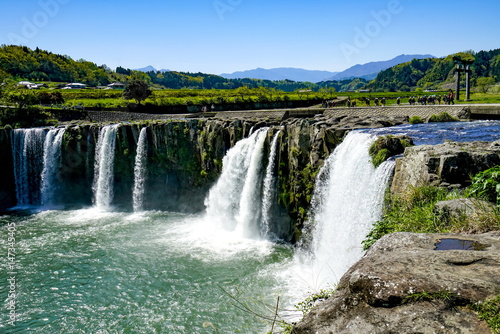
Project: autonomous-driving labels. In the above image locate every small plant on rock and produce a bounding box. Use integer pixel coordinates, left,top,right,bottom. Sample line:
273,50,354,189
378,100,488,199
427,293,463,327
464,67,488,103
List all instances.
469,294,500,333
295,287,336,315
409,116,424,124
428,112,459,123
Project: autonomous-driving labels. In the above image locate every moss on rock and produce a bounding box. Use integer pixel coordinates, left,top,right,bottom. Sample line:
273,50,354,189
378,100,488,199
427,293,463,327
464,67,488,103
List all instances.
369,135,414,168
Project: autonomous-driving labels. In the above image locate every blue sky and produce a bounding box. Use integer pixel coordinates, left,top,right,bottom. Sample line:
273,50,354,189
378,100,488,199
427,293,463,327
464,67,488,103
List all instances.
1,0,499,74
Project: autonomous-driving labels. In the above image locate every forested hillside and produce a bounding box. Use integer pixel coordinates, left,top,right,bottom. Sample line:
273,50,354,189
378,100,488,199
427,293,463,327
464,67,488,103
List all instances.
0,45,114,86
367,49,500,92
0,45,317,92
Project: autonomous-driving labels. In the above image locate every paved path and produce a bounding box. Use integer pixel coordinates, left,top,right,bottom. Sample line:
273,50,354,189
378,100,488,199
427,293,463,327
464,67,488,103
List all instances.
208,104,500,121
50,104,500,123
324,105,470,119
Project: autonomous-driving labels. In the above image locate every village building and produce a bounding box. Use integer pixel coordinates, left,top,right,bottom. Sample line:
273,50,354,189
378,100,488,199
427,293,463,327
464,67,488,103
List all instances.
107,82,126,89
64,83,87,89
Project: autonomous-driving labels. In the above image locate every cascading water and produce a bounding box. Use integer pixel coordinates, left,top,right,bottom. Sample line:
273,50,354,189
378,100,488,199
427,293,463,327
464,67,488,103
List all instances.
298,131,395,287
92,124,119,210
205,127,269,238
235,128,269,238
11,128,47,207
40,127,66,207
132,127,148,212
261,130,281,239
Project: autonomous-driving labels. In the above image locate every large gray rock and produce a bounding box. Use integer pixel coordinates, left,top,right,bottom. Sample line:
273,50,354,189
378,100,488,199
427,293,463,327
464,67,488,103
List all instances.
391,141,500,195
292,232,500,334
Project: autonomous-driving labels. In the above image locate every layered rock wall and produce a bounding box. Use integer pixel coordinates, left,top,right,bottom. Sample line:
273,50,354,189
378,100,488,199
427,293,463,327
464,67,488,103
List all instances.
391,140,500,194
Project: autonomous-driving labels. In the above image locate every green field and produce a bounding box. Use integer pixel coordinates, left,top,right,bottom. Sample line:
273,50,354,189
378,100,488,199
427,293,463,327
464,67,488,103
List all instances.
56,89,500,109
3,84,500,112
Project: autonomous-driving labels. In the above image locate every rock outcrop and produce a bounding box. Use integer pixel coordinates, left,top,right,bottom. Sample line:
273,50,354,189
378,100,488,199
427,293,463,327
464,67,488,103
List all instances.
391,140,500,195
293,231,500,334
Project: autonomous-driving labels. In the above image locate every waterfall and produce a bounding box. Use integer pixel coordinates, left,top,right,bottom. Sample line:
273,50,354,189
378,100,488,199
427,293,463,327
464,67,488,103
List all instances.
261,130,281,238
234,128,269,238
301,131,395,287
40,128,66,207
205,127,269,238
132,128,148,212
11,128,47,207
92,124,119,210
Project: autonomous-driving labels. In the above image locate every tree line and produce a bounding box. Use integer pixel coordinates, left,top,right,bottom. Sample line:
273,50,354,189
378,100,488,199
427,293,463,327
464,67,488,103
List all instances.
0,45,319,92
1,45,499,94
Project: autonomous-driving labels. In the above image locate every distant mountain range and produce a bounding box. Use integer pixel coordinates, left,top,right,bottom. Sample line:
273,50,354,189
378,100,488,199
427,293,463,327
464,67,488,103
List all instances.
326,54,435,81
218,54,435,83
135,66,170,73
220,67,339,83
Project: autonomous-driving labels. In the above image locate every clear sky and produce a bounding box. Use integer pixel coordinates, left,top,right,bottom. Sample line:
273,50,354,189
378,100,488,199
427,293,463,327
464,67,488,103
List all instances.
1,0,499,75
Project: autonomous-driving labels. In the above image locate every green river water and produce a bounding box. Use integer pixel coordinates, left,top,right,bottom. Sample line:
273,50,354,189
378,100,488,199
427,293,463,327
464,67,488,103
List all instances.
1,209,307,333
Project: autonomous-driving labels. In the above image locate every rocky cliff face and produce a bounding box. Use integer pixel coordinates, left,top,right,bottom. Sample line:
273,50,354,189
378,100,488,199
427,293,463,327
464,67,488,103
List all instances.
0,128,15,209
0,116,364,240
0,114,419,240
293,231,500,334
58,119,266,212
391,140,500,195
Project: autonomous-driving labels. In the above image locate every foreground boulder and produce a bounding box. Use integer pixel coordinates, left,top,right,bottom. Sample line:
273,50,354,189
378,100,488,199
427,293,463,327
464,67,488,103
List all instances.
292,232,500,334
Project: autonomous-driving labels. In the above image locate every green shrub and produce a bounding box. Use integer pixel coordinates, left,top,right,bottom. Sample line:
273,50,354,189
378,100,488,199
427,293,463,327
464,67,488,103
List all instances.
363,186,456,250
409,116,424,124
0,105,56,127
368,135,414,168
364,183,500,250
466,165,500,205
372,148,391,168
428,112,459,122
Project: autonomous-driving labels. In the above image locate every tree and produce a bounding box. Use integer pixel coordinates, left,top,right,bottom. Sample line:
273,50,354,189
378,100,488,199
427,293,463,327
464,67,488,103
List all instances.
123,79,152,105
320,87,336,99
0,70,11,100
475,77,496,93
5,87,38,109
235,86,252,100
490,55,500,81
37,91,64,105
116,66,131,76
